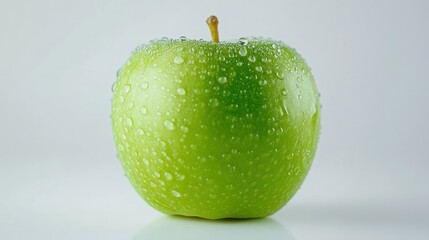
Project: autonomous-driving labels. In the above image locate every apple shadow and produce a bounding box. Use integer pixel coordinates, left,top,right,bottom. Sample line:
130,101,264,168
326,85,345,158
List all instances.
132,215,295,240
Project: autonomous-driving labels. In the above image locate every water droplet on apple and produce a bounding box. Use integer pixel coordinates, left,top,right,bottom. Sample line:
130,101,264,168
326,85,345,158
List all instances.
276,71,285,79
238,47,247,56
164,172,173,180
228,52,236,58
238,37,248,45
118,96,124,103
180,125,189,133
298,94,302,100
311,104,317,114
163,120,175,130
142,158,149,166
217,76,228,84
116,67,122,77
141,82,149,90
122,85,131,94
248,55,256,62
127,102,134,110
210,98,220,107
136,128,144,135
219,56,226,61
153,171,161,178
117,144,124,151
255,66,263,72
126,117,133,127
258,80,268,86
111,82,117,92
174,56,184,64
199,57,208,63
176,174,185,181
177,87,186,95
281,88,288,96
283,104,289,115
179,36,187,41
312,106,319,126
140,106,148,114
172,190,181,198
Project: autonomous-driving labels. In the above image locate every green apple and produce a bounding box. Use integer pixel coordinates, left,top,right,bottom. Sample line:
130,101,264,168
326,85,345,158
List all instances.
112,16,320,219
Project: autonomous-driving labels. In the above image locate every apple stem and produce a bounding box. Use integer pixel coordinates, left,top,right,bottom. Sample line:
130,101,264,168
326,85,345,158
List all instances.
206,16,219,43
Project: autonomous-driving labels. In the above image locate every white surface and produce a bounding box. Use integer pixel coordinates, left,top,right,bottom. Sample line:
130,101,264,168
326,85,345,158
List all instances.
1,0,429,239
2,157,428,239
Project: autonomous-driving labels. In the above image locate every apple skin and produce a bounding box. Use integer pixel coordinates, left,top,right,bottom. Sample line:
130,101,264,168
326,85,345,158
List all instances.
111,38,320,219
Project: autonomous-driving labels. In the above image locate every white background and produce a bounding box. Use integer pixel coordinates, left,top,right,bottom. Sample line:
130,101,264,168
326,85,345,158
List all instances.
1,0,428,239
